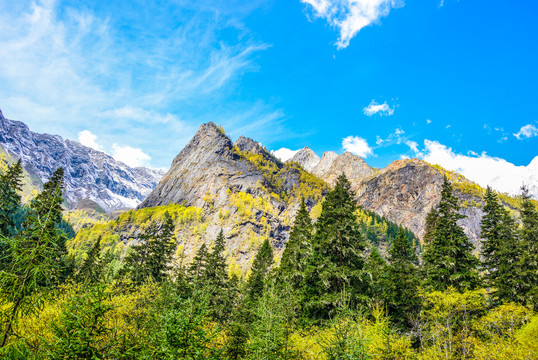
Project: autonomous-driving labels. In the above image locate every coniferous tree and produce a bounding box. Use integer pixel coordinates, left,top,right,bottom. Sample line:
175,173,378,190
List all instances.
147,212,176,283
365,246,386,303
76,237,103,283
204,229,234,322
245,238,273,304
122,215,176,285
0,168,67,347
480,186,521,304
188,243,209,283
386,227,420,328
0,160,23,238
278,198,313,287
495,210,521,303
422,176,480,291
302,173,368,320
518,186,538,309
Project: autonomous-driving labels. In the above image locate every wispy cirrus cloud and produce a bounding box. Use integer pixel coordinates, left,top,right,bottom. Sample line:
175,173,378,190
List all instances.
301,0,404,49
0,0,276,168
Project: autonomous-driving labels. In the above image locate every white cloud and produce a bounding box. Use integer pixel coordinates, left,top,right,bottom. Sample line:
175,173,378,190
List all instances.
342,136,373,158
363,100,395,116
514,124,538,139
405,140,419,154
426,119,432,124
112,144,152,168
302,0,404,49
272,148,299,162
78,130,103,151
422,140,538,198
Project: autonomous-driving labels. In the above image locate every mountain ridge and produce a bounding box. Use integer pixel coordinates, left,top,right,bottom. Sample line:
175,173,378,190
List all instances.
0,111,164,212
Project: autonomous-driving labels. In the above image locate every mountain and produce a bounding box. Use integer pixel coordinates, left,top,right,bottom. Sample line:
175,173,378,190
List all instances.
0,110,164,212
69,122,530,273
70,122,330,271
289,147,320,172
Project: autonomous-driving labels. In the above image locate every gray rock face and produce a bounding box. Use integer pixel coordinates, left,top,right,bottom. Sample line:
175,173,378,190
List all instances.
354,159,485,247
313,151,376,186
289,147,320,172
312,151,338,178
0,112,164,211
139,123,265,209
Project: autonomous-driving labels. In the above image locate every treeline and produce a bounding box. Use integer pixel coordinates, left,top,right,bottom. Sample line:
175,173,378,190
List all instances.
0,163,537,359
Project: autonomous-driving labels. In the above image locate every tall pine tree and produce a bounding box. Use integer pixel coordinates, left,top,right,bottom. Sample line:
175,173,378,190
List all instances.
302,173,368,320
0,160,23,238
278,198,313,288
204,229,234,322
518,186,538,309
0,168,67,347
122,214,176,285
480,186,520,304
422,176,479,291
245,238,273,305
386,227,420,329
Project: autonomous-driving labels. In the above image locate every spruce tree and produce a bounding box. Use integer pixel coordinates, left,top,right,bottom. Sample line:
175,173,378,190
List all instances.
76,237,103,283
0,160,23,238
147,212,176,283
278,198,313,287
480,186,521,304
518,186,538,309
302,173,368,320
495,210,521,304
365,246,386,303
245,238,273,304
0,168,67,347
422,176,480,291
204,229,233,322
122,215,176,285
386,227,420,329
188,243,209,283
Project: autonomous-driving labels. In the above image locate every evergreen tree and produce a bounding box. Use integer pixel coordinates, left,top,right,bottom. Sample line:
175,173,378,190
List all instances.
0,160,23,238
495,210,521,304
302,173,368,320
422,176,480,292
147,212,176,283
204,229,234,322
518,186,538,309
188,243,209,283
0,168,67,347
76,237,103,283
480,186,521,304
278,198,313,287
122,223,155,285
122,215,176,285
386,227,420,329
245,238,273,304
365,246,386,303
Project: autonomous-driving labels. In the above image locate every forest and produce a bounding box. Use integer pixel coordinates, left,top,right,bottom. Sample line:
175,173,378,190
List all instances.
0,160,537,359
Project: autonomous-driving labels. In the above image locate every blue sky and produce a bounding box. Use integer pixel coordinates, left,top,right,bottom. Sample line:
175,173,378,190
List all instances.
0,0,537,196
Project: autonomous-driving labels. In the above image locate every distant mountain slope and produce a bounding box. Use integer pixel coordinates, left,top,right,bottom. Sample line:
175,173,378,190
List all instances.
0,109,164,211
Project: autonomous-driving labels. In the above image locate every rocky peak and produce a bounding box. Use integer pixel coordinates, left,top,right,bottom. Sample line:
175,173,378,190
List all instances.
290,147,321,172
234,135,281,165
312,151,338,178
139,123,265,209
312,151,375,186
